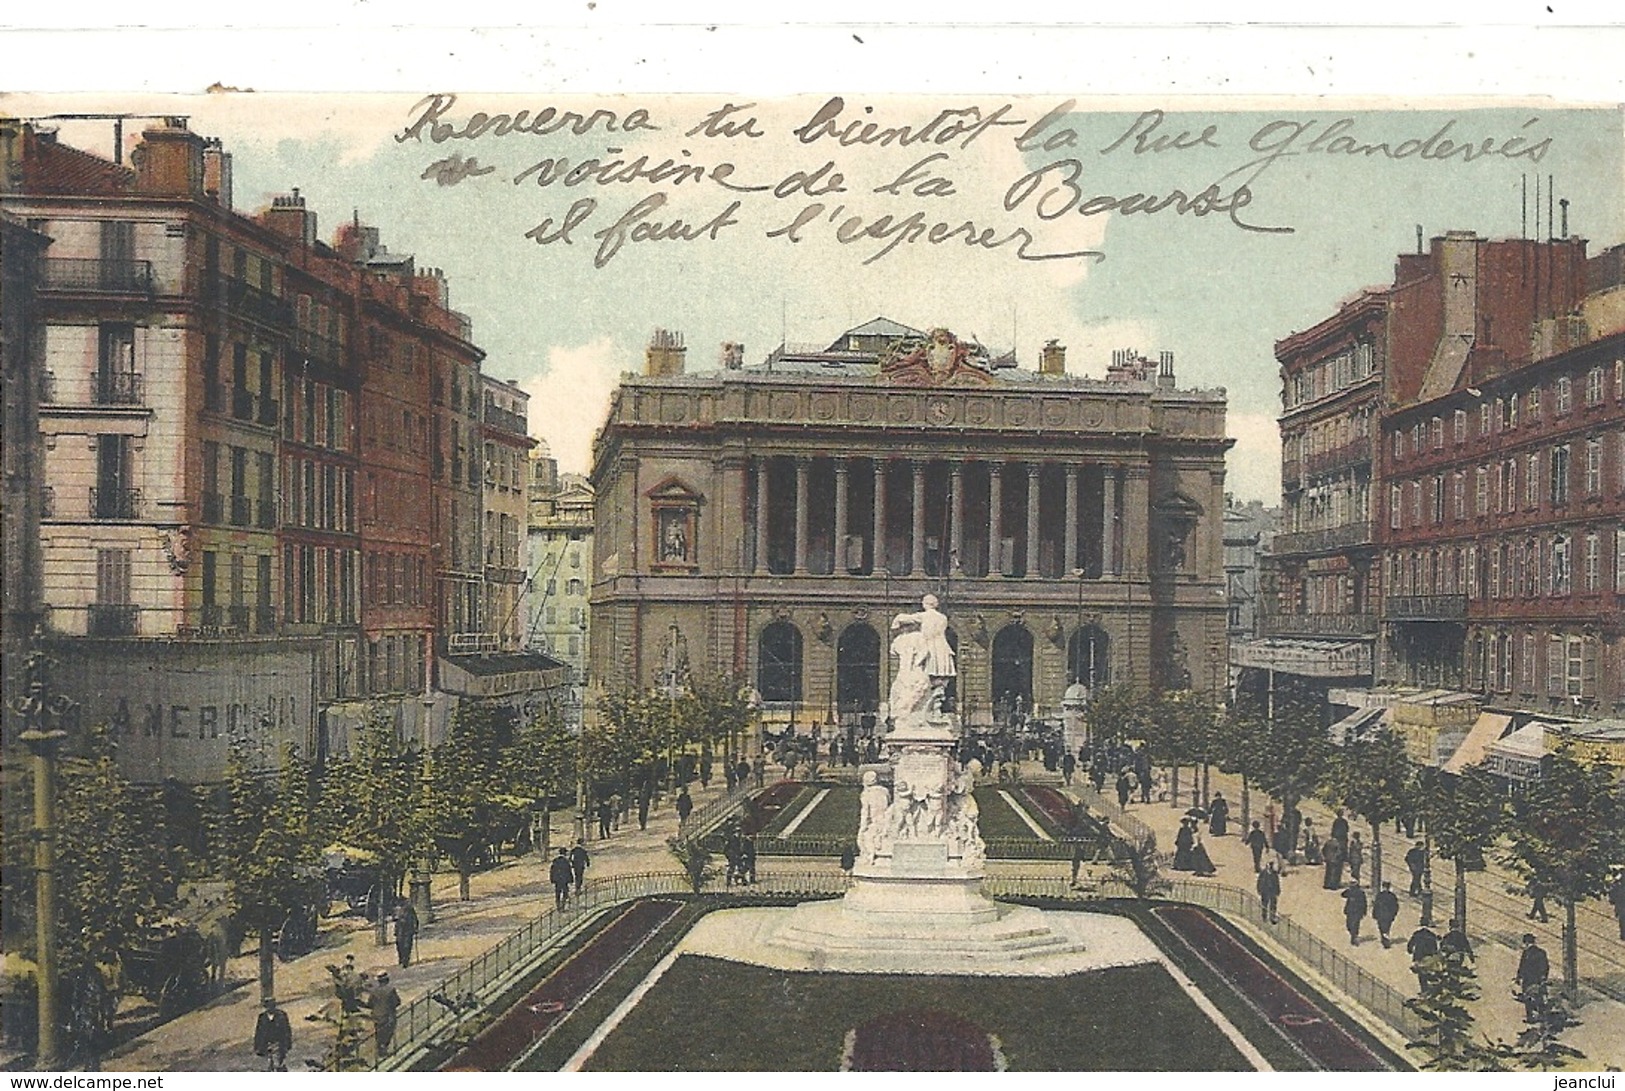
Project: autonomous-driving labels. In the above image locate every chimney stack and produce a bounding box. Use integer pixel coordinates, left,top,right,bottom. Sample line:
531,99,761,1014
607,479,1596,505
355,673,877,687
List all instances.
130,117,206,198
262,189,317,248
202,138,233,210
646,328,687,376
720,341,745,369
1039,338,1067,375
1157,350,1176,389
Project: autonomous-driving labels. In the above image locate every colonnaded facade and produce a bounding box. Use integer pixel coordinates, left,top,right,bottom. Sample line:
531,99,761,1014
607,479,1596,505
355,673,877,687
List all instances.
587,319,1233,730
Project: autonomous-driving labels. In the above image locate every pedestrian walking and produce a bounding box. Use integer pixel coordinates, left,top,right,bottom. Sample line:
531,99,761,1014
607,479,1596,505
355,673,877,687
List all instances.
394,902,419,968
1207,792,1230,837
549,848,573,910
1407,924,1440,979
1245,821,1268,872
1190,831,1217,877
569,840,590,895
1301,819,1321,865
1515,933,1550,1023
253,997,292,1072
1321,835,1345,890
839,842,856,874
1441,918,1474,962
1256,861,1281,924
1173,818,1196,871
1135,750,1152,804
1330,809,1350,848
1609,871,1625,940
1115,770,1133,811
752,754,766,789
740,836,757,884
1405,841,1428,895
637,788,651,831
1272,822,1294,867
1061,751,1076,787
1341,882,1368,946
1526,878,1550,923
369,972,401,1059
597,799,613,839
610,791,624,832
1372,881,1400,948
1347,831,1365,885
725,761,738,793
675,786,694,829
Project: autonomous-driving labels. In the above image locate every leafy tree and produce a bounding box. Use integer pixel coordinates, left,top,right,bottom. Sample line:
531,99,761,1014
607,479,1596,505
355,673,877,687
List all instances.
220,742,323,1001
507,707,579,858
308,960,370,1072
667,837,717,893
1230,691,1332,856
1108,832,1171,901
1404,952,1506,1071
1322,724,1414,891
319,703,426,941
1416,766,1507,930
428,701,521,901
1213,705,1264,828
1085,683,1157,750
1155,690,1220,808
1487,981,1586,1071
1502,743,1625,998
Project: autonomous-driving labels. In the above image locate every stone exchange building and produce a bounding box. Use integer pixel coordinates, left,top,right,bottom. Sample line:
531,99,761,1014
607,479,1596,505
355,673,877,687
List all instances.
587,320,1233,734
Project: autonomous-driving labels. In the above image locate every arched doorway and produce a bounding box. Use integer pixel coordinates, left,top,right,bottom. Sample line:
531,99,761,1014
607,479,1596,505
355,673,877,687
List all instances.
991,624,1033,723
1068,625,1110,688
836,623,880,716
757,621,803,704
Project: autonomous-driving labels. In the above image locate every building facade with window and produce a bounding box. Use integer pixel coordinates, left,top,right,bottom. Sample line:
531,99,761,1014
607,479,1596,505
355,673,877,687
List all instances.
481,374,534,652
588,322,1232,731
0,118,499,779
525,450,594,684
1380,262,1625,715
1247,232,1591,708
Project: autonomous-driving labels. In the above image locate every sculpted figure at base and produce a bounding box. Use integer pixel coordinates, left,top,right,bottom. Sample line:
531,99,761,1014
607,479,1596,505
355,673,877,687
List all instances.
856,770,892,863
889,594,957,719
944,759,986,869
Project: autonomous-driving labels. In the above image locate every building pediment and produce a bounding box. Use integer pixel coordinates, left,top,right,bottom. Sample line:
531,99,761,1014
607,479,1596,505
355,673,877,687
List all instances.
643,474,703,503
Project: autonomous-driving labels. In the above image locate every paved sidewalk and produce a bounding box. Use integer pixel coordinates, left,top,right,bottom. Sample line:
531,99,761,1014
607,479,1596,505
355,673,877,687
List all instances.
1086,765,1625,1067
101,779,736,1072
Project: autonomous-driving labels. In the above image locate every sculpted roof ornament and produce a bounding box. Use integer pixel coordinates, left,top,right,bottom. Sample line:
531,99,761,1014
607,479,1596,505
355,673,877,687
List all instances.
879,328,996,388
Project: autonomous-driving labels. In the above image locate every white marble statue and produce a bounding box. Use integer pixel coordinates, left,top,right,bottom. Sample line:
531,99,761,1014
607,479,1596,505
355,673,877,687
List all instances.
943,759,986,868
856,770,892,863
889,594,956,717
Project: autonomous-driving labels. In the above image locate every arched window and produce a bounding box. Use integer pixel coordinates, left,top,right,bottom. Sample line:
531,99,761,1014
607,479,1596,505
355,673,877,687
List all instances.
991,624,1034,722
757,621,803,704
836,623,880,714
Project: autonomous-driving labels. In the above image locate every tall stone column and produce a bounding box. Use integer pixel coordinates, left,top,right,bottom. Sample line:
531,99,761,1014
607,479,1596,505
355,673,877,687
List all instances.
950,461,965,574
1123,465,1149,577
834,459,850,574
872,458,887,575
987,461,1004,577
910,459,927,576
1064,466,1079,574
794,457,810,575
1102,466,1119,577
1025,462,1042,578
754,456,770,574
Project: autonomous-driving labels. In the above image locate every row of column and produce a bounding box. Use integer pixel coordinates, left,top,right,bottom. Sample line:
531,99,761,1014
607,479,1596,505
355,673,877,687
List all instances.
751,455,1130,578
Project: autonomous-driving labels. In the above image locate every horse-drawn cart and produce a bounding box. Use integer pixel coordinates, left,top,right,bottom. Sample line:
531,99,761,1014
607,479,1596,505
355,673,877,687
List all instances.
122,916,221,1018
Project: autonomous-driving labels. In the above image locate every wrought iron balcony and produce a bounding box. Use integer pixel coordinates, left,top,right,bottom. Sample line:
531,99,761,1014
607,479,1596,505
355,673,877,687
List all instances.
483,399,529,437
1271,521,1373,556
40,257,154,294
1386,594,1468,621
220,275,294,328
90,486,141,520
1259,612,1379,637
93,371,144,405
87,603,139,636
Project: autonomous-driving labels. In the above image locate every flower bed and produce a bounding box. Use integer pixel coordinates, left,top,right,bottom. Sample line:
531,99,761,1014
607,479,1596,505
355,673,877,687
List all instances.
846,1009,999,1071
741,781,805,836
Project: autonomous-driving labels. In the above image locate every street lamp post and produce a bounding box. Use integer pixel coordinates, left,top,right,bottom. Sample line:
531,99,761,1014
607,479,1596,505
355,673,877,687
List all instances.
12,630,76,1069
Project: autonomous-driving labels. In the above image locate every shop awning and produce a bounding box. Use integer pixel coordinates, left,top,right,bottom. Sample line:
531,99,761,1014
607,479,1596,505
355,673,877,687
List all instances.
1484,722,1548,782
1328,706,1385,746
1443,711,1512,774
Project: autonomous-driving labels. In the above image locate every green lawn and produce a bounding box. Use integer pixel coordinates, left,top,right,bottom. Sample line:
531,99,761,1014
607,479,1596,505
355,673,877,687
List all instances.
973,787,1042,840
582,955,1253,1071
783,785,860,839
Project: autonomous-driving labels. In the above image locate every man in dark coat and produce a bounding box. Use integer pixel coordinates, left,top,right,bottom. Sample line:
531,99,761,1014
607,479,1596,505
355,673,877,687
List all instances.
1407,924,1440,980
1207,792,1230,837
1256,861,1281,924
637,787,651,831
1245,821,1269,872
549,848,573,910
1405,841,1428,895
597,799,613,839
1341,882,1368,946
253,996,292,1071
1329,809,1350,847
1135,750,1152,804
675,786,694,829
1061,750,1076,786
1322,835,1346,890
1115,770,1133,811
1515,933,1551,1022
740,836,757,884
1272,822,1294,865
569,840,590,894
1372,881,1400,948
394,901,419,968
369,972,401,1058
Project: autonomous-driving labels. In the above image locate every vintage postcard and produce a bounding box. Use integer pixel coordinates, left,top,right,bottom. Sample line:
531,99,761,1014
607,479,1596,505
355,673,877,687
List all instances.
3,19,1625,1075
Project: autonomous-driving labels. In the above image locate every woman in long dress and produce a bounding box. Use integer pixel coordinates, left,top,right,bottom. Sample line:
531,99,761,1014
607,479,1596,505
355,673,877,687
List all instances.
1173,818,1196,871
1190,832,1217,877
